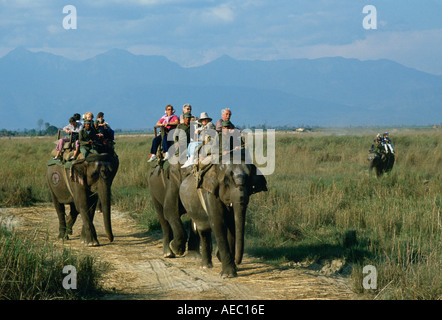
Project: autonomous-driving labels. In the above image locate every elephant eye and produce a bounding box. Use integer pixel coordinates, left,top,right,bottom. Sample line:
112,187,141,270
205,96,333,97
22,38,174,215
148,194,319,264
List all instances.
91,170,100,180
100,166,111,179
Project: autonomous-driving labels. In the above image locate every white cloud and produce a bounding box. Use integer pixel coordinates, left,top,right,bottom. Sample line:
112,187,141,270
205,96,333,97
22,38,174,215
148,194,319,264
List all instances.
46,24,61,35
272,29,442,74
111,0,193,6
201,3,235,23
0,1,440,75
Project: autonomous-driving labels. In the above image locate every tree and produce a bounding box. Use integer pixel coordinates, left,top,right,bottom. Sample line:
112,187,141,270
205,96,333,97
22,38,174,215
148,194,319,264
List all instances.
45,125,59,136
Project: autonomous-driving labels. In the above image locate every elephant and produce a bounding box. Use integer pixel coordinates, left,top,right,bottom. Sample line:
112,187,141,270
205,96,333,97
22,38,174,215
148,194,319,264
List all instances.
148,161,199,258
46,153,119,246
368,151,395,176
179,162,267,278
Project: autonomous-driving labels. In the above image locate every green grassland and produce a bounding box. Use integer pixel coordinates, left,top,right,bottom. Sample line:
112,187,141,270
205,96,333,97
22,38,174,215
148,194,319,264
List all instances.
0,227,108,299
0,128,440,299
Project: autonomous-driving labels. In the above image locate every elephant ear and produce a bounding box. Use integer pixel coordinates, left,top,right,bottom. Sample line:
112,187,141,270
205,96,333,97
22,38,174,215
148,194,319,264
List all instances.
70,160,87,185
200,166,220,197
248,164,268,195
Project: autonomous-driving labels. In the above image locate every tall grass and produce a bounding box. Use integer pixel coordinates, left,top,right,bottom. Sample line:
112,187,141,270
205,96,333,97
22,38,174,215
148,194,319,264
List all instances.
246,130,441,299
0,137,53,205
0,227,108,299
0,129,440,299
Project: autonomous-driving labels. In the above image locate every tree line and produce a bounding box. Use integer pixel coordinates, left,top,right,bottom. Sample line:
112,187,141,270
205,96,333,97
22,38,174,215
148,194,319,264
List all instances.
1,119,59,137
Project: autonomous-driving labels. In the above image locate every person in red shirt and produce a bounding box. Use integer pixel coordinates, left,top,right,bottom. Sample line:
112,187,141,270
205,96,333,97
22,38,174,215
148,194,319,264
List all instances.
148,105,179,162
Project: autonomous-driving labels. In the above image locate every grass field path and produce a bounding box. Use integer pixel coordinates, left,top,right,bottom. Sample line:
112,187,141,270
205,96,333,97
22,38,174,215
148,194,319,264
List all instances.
1,205,357,300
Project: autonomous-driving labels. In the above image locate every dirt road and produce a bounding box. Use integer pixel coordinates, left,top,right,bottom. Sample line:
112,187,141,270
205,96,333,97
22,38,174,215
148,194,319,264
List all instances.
0,205,357,300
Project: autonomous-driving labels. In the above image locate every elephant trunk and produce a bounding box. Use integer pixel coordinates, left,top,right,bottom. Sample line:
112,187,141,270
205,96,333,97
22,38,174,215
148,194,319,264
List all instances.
232,188,248,265
98,180,113,242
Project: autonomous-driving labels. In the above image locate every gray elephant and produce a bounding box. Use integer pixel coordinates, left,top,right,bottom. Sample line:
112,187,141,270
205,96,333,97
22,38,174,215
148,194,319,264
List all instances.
368,152,395,176
46,153,119,246
148,161,199,258
179,162,267,278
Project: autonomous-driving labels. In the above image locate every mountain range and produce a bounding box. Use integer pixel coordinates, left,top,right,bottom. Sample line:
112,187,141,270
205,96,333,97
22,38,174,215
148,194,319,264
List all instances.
0,47,441,130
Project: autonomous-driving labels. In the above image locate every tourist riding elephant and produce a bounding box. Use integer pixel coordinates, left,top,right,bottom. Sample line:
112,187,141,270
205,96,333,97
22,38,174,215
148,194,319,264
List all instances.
148,161,199,258
179,162,267,278
368,152,395,176
46,153,119,246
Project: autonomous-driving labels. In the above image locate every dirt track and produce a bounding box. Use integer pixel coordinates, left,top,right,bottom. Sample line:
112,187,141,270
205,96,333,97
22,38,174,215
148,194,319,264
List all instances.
0,205,358,300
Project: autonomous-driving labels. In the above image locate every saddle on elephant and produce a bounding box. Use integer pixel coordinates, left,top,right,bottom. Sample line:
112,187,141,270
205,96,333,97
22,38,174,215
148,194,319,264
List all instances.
50,129,79,163
49,129,115,166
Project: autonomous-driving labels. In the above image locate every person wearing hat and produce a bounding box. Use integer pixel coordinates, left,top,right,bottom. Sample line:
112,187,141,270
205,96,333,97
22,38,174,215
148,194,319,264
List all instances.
181,112,215,168
176,112,192,142
79,119,102,158
219,120,244,157
171,112,193,162
382,132,394,153
196,112,215,133
179,104,198,123
370,133,382,153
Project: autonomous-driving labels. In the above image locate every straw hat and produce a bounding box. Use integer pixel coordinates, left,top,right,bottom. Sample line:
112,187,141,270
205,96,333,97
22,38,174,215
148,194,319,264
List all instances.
198,112,212,123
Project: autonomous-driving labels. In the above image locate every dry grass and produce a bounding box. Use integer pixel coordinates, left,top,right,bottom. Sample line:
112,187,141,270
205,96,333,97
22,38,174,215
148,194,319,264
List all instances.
0,128,440,299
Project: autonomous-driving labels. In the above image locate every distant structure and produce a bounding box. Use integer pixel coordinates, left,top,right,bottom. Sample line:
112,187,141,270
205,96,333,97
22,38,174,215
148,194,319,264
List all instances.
294,127,312,133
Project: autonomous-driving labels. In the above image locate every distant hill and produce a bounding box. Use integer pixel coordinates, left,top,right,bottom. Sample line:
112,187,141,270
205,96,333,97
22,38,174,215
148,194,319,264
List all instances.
0,47,441,130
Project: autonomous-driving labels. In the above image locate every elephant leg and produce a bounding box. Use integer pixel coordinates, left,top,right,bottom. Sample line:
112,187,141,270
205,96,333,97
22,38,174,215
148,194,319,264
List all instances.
76,193,99,247
369,161,375,176
66,203,79,235
386,156,395,172
225,209,236,259
213,222,237,278
376,167,383,176
88,193,98,223
51,192,68,240
80,217,99,246
168,222,187,256
206,199,237,278
371,159,382,177
165,205,187,256
152,198,175,258
199,229,213,269
164,183,188,256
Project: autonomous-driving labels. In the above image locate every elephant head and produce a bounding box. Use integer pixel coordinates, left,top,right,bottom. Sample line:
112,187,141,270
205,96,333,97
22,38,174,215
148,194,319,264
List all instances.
368,152,395,177
70,153,119,244
202,163,267,265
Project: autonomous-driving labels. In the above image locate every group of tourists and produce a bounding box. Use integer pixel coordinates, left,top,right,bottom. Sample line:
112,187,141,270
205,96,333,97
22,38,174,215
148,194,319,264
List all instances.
53,105,394,168
370,132,394,154
147,104,239,167
53,111,115,161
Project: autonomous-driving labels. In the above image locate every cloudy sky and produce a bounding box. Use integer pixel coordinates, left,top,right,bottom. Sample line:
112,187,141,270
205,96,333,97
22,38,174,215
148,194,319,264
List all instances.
0,0,441,74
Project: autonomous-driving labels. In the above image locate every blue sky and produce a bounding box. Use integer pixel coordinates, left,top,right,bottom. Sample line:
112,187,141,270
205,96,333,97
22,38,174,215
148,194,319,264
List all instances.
0,0,441,74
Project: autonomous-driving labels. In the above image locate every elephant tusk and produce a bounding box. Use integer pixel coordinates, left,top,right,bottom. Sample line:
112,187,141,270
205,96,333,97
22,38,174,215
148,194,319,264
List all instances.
197,188,209,215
